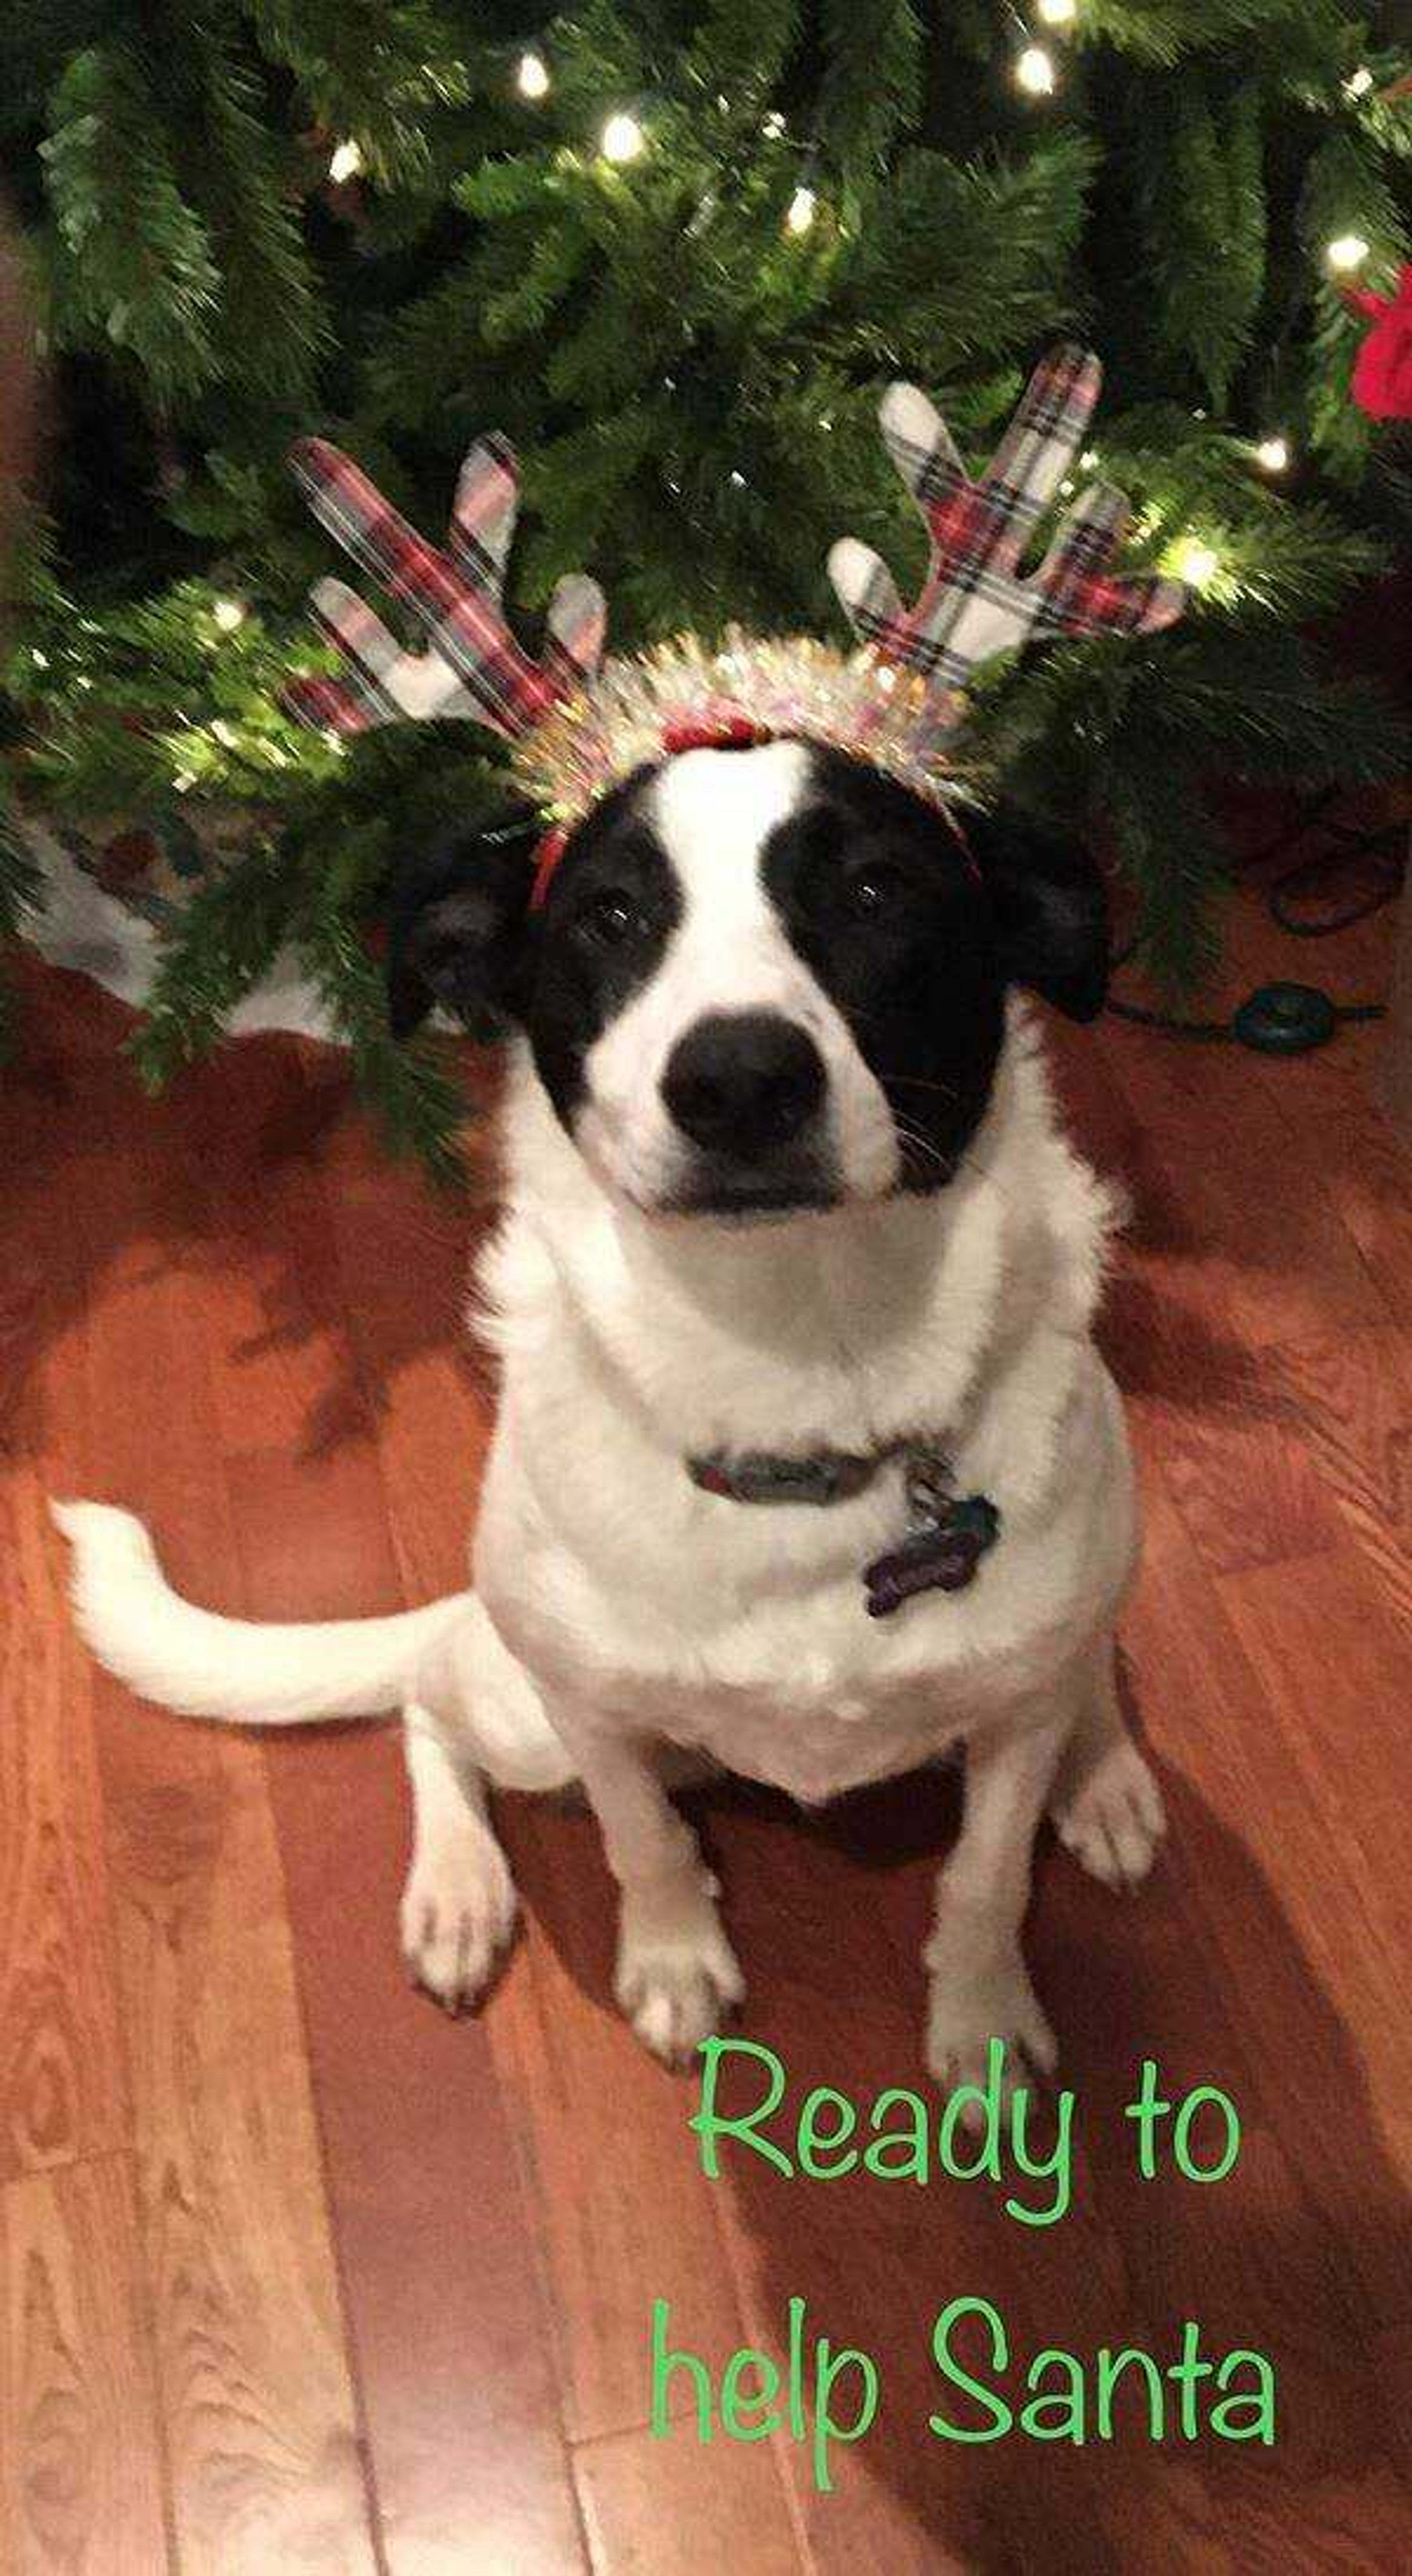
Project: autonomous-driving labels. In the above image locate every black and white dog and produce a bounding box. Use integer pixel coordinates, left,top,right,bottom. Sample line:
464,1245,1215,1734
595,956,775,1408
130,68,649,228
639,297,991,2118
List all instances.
58,738,1164,2093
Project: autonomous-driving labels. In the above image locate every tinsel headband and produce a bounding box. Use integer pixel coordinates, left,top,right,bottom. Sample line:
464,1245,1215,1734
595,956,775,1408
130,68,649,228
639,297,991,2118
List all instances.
285,346,1185,906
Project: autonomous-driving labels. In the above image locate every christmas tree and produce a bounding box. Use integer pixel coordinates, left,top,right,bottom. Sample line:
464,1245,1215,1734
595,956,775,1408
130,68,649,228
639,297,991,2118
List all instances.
2,3,1409,1169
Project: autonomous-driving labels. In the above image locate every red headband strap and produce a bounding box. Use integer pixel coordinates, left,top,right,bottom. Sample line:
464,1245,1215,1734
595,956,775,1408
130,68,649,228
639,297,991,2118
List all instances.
530,825,569,912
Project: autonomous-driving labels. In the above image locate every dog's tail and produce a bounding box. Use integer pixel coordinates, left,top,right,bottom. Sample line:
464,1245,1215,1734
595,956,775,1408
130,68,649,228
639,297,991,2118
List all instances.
51,1500,470,1727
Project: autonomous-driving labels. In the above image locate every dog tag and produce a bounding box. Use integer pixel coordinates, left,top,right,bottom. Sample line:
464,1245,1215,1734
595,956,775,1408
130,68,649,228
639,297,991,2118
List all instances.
863,1495,1000,1620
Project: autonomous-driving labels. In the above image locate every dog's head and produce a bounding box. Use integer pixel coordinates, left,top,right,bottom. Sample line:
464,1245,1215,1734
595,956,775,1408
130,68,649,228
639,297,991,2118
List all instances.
388,740,1106,1219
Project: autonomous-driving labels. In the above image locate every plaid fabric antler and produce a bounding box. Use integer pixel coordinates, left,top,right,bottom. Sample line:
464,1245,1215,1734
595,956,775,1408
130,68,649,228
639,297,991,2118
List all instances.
829,345,1186,694
285,434,606,738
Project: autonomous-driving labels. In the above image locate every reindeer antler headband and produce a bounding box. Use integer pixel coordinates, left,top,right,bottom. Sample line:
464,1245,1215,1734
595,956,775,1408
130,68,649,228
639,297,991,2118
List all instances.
286,347,1185,905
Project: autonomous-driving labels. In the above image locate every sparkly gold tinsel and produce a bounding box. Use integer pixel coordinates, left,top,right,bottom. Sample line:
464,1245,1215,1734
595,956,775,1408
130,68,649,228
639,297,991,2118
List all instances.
509,629,968,827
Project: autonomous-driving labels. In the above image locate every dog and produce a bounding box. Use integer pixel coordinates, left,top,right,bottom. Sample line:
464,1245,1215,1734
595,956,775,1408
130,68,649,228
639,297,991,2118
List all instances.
56,736,1165,2094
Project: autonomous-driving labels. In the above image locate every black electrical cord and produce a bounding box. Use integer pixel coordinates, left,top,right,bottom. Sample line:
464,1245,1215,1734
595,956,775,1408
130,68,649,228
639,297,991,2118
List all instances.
1106,992,1229,1038
1266,823,1405,940
1106,795,1405,1048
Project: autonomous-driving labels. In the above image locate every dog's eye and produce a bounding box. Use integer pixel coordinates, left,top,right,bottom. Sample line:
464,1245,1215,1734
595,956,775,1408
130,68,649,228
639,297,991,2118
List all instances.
579,889,641,948
847,863,908,920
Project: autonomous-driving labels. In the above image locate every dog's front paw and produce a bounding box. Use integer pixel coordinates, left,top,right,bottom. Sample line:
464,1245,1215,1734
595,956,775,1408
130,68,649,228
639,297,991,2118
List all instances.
400,1828,518,2014
924,1944,1056,2124
615,1875,744,2068
1053,1738,1166,1892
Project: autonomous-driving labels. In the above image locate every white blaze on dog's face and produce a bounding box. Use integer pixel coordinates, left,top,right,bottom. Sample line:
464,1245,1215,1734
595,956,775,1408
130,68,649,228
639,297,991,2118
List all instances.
573,744,900,1214
387,738,1111,1220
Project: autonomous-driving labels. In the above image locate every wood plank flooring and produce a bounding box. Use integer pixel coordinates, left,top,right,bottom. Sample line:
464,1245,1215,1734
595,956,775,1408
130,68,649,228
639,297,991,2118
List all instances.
2,898,1410,2572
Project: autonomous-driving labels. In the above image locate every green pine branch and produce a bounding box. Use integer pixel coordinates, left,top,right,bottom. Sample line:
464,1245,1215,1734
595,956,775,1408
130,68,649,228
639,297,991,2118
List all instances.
818,0,922,180
128,830,296,1084
42,44,223,405
1132,75,1267,404
1077,2,1352,71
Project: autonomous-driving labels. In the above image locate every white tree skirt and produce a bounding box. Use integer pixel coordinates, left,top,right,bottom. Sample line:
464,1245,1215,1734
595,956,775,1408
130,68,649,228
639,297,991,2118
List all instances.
21,820,339,1041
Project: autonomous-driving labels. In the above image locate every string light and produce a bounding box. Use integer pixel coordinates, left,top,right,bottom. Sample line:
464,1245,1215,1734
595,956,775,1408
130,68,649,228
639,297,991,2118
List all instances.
1079,448,1098,470
1173,537,1220,588
1326,232,1370,271
1255,434,1290,475
1015,45,1058,97
1344,66,1374,101
762,111,787,139
31,647,48,669
785,185,817,237
328,139,364,183
517,50,550,100
600,111,645,164
1037,0,1077,22
212,597,245,632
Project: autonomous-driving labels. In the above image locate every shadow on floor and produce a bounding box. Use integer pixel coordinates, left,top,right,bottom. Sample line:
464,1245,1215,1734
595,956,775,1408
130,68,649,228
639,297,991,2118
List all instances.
504,1741,1408,2570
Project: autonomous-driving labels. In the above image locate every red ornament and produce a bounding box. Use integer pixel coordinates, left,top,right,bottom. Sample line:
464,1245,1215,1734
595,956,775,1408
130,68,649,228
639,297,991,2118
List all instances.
1344,265,1412,421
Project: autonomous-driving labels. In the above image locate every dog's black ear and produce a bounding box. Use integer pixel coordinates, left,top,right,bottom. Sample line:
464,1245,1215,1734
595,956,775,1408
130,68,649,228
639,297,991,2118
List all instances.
386,820,540,1040
967,803,1110,1023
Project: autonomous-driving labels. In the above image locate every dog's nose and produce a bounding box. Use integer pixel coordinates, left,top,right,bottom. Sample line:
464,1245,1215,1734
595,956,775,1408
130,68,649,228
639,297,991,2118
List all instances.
662,1012,827,1157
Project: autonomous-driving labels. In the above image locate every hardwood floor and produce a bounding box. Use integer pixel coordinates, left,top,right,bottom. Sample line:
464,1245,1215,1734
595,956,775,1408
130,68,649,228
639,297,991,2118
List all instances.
2,906,1409,2574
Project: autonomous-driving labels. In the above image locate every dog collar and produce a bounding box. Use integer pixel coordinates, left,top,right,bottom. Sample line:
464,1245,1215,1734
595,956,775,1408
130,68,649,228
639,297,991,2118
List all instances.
687,1442,1000,1620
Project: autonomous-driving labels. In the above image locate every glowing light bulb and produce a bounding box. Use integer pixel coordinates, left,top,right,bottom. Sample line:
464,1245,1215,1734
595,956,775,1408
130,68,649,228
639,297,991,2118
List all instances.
1345,66,1374,101
30,647,48,668
212,597,245,633
328,139,364,183
1255,435,1290,475
762,112,787,139
1038,0,1077,22
786,185,817,237
600,112,645,164
1326,232,1370,271
1079,448,1098,471
1174,538,1219,588
1015,45,1057,96
517,50,550,100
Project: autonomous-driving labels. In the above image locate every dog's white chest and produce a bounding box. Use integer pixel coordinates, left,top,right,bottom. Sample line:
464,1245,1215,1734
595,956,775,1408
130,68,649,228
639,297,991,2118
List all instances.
473,1017,1131,1806
654,1670,964,1805
476,1360,1135,1807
